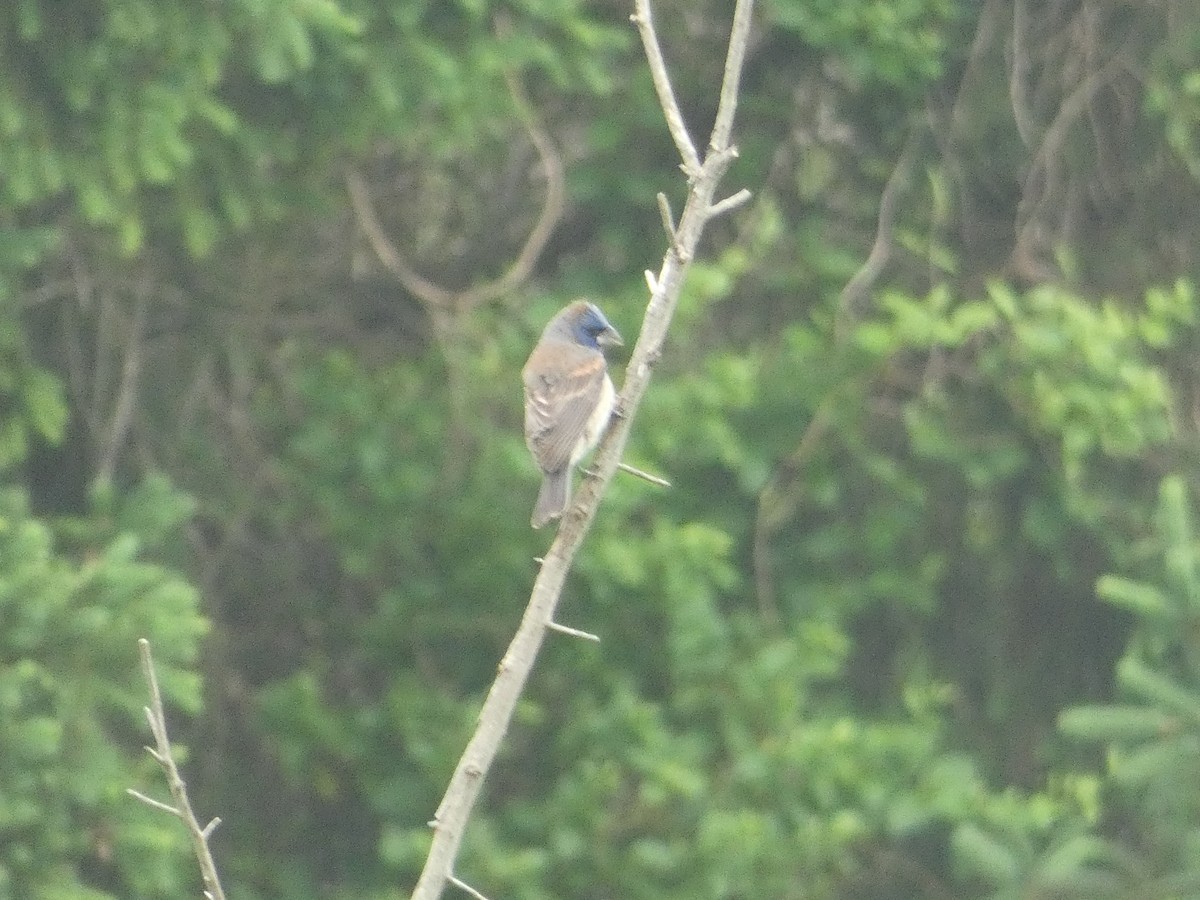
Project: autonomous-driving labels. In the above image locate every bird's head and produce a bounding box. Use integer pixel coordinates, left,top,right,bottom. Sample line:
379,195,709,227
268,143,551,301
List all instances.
553,300,623,351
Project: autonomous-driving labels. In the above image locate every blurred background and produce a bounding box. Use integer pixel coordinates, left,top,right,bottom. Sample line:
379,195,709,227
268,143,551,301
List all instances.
5,0,1200,897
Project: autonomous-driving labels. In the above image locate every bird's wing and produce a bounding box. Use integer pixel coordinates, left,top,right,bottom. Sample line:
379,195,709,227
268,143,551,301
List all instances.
523,341,607,474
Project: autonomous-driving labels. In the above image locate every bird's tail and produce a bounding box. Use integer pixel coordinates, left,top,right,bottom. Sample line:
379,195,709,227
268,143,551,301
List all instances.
532,470,570,529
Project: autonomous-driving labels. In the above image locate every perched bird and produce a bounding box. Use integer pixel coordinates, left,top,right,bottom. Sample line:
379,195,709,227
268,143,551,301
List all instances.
523,300,623,528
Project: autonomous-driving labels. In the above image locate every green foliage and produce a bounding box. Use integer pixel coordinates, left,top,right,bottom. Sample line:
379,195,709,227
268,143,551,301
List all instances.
0,0,627,255
0,299,67,473
231,273,1198,896
764,0,957,90
1057,477,1200,892
1147,14,1200,180
0,482,207,898
4,0,1200,897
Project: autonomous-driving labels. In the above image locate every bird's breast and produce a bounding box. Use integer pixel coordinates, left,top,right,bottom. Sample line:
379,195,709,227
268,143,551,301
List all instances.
571,374,616,466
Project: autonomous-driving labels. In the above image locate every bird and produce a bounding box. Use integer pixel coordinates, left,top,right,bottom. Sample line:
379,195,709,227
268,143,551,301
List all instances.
523,300,623,528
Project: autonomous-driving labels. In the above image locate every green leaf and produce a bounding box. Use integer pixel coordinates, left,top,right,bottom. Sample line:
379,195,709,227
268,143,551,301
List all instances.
1095,575,1170,618
1059,704,1179,743
21,369,66,444
952,823,1020,886
1117,656,1200,724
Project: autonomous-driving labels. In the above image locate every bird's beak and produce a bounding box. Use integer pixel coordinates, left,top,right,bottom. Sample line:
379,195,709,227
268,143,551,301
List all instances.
597,326,623,348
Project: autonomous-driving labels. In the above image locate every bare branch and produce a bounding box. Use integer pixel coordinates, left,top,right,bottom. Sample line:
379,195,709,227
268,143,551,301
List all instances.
130,639,227,900
126,789,181,817
707,188,753,219
657,192,678,241
547,621,602,642
710,0,755,154
617,461,671,487
448,875,493,900
631,0,702,175
408,2,755,898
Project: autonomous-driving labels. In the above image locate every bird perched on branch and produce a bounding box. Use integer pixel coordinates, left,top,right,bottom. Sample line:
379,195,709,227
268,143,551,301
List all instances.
523,300,623,528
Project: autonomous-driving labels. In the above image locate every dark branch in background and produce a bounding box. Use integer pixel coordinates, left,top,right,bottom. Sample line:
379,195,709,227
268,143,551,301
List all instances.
127,639,227,900
751,394,839,627
1009,0,1037,147
345,170,458,308
347,46,568,480
345,41,565,316
95,283,150,484
835,129,922,339
408,1,756,898
1013,35,1131,280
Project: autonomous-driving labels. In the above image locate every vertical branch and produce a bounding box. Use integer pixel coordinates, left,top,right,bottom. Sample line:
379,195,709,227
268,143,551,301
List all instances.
631,0,701,176
1010,0,1037,147
127,639,227,900
409,2,755,899
96,285,150,484
835,130,922,338
710,0,755,153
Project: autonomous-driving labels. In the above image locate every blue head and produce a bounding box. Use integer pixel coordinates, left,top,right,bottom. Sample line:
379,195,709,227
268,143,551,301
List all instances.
551,300,623,351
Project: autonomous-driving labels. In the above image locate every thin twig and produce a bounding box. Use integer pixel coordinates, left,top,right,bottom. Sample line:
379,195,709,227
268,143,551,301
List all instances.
448,875,493,900
547,624,600,643
547,621,602,642
709,0,755,154
128,639,227,900
631,1,701,176
657,192,678,240
707,188,753,219
408,2,755,898
617,461,671,487
125,789,181,817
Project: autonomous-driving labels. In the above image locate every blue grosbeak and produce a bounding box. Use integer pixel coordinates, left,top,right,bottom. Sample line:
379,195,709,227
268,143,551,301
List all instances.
523,300,623,528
